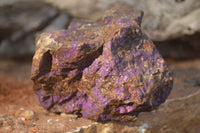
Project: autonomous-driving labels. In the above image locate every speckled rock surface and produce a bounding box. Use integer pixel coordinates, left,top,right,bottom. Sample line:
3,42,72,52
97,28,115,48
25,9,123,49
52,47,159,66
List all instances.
31,8,173,122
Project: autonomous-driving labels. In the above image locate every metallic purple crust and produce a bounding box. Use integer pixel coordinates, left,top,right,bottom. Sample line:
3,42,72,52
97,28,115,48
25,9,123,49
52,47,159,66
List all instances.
31,8,173,122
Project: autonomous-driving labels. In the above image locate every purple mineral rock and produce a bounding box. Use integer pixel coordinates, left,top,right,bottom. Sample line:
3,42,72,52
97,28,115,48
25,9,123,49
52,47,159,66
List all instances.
31,8,173,122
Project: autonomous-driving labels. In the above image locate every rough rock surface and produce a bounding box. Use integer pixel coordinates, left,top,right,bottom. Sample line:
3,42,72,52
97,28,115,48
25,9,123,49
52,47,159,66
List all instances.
31,8,173,122
0,0,69,58
42,0,200,41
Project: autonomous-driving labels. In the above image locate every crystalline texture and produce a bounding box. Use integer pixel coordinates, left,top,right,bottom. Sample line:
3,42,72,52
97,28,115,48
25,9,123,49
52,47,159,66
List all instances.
31,8,173,122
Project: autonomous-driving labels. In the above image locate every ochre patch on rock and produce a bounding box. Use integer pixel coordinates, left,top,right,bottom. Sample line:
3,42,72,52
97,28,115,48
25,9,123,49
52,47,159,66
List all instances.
31,8,173,122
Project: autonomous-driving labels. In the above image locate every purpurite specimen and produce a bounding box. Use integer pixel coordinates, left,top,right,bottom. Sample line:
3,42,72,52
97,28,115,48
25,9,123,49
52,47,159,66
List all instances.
31,8,173,122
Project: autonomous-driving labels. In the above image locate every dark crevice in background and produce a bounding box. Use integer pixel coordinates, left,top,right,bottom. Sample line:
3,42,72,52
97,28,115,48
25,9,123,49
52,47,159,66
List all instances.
155,32,200,60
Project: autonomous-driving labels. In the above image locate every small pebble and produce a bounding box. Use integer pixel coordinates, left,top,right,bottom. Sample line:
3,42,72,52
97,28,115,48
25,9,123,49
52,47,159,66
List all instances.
60,113,68,117
138,123,149,133
20,108,24,111
27,122,36,127
21,117,25,121
20,110,34,120
47,119,52,123
5,125,11,130
101,127,112,133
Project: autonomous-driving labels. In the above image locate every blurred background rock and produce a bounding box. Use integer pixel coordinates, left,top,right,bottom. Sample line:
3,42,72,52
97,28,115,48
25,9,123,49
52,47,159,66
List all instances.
0,0,69,58
0,0,200,59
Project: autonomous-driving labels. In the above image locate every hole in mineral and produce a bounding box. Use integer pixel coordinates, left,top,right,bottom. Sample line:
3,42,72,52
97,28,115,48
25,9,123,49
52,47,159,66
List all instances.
39,50,52,75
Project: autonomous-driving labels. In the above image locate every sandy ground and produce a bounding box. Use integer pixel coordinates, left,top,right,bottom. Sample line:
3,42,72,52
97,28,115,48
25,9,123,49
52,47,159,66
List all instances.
0,58,200,133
